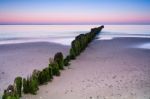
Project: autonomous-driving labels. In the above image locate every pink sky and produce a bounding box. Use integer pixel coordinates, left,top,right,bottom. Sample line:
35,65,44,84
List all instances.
0,0,150,24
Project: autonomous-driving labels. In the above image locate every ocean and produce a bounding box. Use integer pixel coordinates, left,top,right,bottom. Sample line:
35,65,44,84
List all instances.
0,25,150,46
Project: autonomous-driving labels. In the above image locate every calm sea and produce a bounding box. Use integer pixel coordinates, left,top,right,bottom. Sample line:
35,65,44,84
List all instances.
0,25,150,45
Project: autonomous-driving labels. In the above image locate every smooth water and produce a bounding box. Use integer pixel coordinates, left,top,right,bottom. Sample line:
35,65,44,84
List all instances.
99,25,150,40
0,25,98,45
0,25,150,46
100,25,150,49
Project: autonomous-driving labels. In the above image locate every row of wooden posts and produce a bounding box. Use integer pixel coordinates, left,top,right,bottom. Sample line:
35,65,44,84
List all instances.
2,25,104,99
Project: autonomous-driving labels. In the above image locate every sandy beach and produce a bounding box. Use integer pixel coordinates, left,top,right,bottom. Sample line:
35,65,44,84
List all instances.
18,37,150,99
0,42,69,95
0,0,150,98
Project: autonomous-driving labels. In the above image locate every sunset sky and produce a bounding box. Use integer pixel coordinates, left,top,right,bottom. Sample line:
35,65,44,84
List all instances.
0,0,150,25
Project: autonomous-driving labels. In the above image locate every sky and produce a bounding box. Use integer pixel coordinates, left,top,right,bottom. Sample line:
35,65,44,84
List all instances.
0,0,150,25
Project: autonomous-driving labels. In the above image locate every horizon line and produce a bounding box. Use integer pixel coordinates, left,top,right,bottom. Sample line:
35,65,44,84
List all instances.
0,23,150,25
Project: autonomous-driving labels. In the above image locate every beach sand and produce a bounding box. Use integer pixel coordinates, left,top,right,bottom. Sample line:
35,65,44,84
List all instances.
0,42,69,95
20,37,150,99
0,37,150,99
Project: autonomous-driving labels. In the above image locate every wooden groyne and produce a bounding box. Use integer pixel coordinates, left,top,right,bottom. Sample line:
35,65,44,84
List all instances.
2,25,104,99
